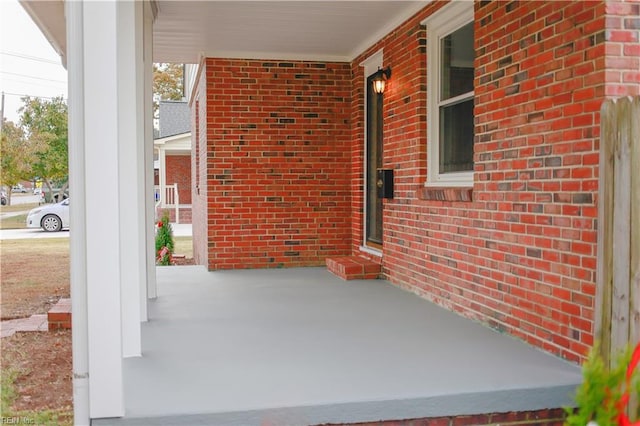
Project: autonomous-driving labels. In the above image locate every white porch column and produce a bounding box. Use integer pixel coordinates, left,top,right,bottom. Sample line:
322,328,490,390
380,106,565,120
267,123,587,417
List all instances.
67,0,153,418
144,1,158,300
137,0,149,321
117,0,144,357
66,1,90,424
83,0,124,417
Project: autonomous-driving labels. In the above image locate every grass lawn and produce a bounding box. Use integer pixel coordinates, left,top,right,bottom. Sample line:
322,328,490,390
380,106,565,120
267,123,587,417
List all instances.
0,203,39,230
174,236,193,258
1,238,70,319
0,213,28,229
0,202,40,214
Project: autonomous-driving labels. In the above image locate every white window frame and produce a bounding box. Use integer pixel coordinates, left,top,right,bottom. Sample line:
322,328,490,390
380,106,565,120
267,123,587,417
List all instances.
423,1,474,187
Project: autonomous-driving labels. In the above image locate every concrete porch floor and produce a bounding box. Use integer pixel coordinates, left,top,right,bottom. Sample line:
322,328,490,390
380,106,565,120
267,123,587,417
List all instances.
94,266,582,425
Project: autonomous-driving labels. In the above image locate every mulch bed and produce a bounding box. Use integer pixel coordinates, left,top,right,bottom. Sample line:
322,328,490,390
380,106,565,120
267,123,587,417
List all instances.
173,257,196,266
1,330,73,422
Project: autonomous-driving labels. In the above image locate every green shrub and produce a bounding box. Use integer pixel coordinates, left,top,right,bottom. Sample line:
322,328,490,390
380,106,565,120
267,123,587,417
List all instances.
565,343,640,426
155,213,174,265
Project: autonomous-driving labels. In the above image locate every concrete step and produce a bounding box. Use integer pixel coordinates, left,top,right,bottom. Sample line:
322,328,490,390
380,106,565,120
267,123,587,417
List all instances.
326,256,381,280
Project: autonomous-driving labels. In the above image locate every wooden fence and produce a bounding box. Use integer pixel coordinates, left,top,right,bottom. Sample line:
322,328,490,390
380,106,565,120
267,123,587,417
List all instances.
595,96,640,367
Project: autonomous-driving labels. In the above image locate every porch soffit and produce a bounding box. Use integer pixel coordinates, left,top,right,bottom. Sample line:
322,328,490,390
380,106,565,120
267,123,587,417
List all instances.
20,1,429,65
153,1,429,63
19,0,67,65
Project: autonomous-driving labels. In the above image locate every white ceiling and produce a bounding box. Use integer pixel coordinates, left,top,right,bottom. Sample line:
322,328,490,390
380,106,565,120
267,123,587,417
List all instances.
20,1,430,65
153,1,429,63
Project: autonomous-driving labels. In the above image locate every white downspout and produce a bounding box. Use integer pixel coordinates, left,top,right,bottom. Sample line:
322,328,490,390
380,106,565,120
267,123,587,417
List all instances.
66,1,90,424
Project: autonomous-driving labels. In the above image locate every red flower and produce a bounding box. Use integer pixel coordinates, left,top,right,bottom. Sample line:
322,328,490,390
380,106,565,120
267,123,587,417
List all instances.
157,221,163,228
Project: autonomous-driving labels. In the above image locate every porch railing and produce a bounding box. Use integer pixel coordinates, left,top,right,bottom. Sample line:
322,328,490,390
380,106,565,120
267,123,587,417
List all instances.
154,183,180,224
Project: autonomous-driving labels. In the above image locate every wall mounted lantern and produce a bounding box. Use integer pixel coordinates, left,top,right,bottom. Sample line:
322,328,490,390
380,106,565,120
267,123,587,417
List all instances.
371,66,392,95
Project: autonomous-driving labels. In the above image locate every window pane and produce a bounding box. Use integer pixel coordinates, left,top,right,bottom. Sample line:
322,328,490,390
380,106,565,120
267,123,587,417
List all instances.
439,98,474,173
440,22,474,100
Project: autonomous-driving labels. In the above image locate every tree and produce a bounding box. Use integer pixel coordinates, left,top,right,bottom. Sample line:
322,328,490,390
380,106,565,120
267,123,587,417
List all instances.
153,63,184,118
0,121,41,205
19,96,68,202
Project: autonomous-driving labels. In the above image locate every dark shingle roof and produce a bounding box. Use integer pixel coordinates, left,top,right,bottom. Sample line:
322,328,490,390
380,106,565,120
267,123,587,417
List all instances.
158,100,190,138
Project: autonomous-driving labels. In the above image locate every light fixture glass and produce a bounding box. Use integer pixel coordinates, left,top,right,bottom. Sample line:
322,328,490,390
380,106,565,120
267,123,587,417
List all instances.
371,66,391,95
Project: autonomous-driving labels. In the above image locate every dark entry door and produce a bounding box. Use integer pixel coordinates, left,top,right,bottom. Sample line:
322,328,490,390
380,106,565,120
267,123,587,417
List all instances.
365,73,383,248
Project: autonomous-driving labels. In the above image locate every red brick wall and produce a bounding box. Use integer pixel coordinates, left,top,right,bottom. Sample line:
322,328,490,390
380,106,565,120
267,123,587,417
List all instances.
334,408,567,426
472,0,606,361
165,155,191,205
155,207,192,224
349,0,640,363
605,0,640,95
198,59,352,270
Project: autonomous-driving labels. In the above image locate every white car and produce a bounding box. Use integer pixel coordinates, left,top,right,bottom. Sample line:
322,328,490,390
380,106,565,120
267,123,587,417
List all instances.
26,199,70,232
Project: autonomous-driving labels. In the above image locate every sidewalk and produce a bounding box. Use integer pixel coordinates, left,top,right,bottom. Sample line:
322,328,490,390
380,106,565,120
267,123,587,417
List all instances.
0,210,31,219
1,314,48,338
171,223,191,237
0,223,191,240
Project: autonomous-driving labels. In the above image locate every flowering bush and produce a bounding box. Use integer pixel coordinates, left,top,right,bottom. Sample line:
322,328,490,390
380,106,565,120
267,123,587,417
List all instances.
155,213,174,266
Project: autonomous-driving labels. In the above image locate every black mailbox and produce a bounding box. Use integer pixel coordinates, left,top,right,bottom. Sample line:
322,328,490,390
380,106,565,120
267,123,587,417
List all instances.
376,169,394,199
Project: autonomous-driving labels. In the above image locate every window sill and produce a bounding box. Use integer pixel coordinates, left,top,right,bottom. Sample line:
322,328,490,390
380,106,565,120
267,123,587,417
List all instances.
416,186,473,202
359,245,383,257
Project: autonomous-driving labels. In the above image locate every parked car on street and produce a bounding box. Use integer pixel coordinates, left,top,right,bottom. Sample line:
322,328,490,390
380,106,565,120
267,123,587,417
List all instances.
0,191,7,206
12,184,27,193
26,199,70,232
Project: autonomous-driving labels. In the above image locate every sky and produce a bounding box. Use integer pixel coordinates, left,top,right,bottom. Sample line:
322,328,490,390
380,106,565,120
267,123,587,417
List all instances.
0,0,68,124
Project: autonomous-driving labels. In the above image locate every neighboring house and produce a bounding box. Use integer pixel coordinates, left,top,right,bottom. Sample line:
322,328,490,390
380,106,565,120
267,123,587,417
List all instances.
154,100,192,224
20,0,639,423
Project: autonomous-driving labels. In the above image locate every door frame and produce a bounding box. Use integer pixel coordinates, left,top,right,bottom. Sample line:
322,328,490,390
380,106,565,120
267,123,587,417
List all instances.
360,50,384,256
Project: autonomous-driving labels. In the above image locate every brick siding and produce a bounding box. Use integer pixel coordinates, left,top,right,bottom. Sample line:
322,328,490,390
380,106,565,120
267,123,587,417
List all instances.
326,407,567,426
605,0,640,95
193,0,639,361
156,207,192,224
165,154,192,204
196,59,352,270
349,0,640,363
